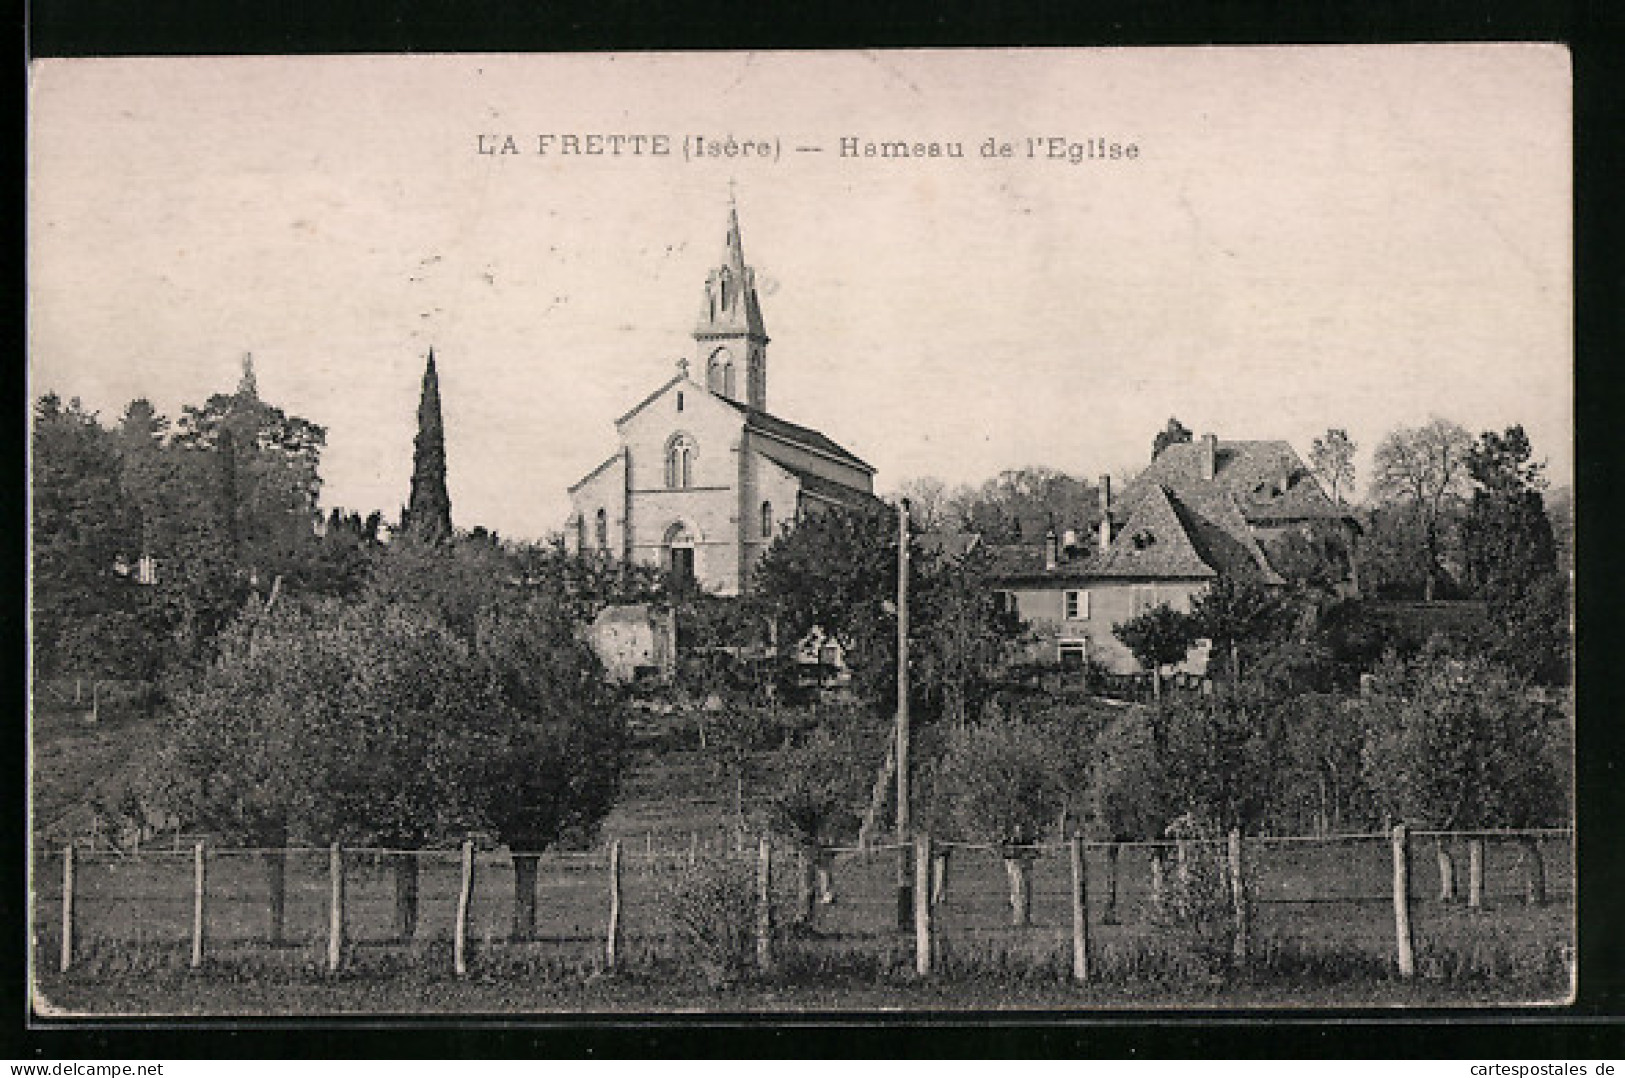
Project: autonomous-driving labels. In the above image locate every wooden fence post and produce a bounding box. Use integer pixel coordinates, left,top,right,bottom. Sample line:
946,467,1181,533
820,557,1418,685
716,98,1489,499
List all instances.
914,834,932,976
755,835,773,974
1392,824,1416,979
59,844,75,973
326,842,345,974
1227,829,1249,966
453,840,474,977
1467,836,1485,911
190,841,207,970
1069,836,1091,983
605,839,622,971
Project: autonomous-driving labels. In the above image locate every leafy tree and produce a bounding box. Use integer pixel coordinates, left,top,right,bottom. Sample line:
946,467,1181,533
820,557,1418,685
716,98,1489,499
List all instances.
1309,428,1358,507
912,543,1025,726
932,716,1064,925
31,394,146,680
754,503,900,711
1152,417,1194,461
766,721,882,921
1086,709,1175,921
1185,574,1290,683
402,350,453,543
1360,653,1568,904
1276,693,1376,835
892,476,952,532
471,596,631,939
171,356,327,592
942,466,1101,545
1268,519,1354,596
1460,425,1566,684
1368,418,1474,600
161,581,631,944
1158,688,1284,836
1113,602,1196,699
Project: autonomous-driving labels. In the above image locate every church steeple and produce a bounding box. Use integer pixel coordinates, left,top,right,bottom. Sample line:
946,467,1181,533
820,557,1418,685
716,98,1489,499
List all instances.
694,193,769,410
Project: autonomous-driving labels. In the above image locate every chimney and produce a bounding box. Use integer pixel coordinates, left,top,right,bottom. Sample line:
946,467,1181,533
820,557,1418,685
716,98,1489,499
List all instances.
1097,475,1112,553
1044,528,1059,571
1200,434,1218,482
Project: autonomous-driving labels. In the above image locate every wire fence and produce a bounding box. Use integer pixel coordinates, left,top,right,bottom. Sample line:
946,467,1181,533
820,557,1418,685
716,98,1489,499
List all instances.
32,827,1574,982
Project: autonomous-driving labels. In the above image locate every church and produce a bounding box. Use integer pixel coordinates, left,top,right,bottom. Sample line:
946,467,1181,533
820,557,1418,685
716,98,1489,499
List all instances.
564,202,878,596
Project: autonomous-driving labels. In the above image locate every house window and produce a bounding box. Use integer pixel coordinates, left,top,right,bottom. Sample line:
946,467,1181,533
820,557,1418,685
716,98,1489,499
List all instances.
665,434,695,488
1058,640,1088,668
1063,589,1089,621
761,500,773,539
595,508,608,550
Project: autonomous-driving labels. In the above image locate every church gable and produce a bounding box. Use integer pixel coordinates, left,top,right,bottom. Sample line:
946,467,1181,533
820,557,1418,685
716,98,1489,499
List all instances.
617,370,746,492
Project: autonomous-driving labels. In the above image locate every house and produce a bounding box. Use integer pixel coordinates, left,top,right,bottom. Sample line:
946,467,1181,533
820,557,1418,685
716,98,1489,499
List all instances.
989,432,1358,675
564,200,878,596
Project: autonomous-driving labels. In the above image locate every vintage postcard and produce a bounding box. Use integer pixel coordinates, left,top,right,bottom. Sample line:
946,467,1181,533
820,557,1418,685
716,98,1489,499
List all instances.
27,47,1574,1017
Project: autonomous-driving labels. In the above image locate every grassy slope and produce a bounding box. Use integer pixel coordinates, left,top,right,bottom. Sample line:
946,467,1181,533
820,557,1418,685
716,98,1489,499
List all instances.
30,705,164,844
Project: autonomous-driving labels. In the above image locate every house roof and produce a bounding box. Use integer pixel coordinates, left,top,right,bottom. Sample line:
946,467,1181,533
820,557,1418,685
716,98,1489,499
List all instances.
1093,486,1219,580
720,397,876,474
757,444,881,510
1122,439,1351,526
918,529,983,561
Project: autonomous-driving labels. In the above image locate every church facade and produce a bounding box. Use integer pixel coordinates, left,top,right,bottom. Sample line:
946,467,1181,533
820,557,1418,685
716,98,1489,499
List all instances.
564,204,877,596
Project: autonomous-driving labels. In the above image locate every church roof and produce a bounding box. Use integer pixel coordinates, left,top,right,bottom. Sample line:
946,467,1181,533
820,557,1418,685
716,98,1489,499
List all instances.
721,397,876,474
756,444,881,509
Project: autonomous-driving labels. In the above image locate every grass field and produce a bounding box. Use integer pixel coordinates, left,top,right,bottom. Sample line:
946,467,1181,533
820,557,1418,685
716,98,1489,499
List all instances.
30,718,1576,1012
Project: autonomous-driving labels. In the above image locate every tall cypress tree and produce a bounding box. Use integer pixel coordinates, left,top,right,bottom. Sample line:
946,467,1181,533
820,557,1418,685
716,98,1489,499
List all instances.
404,349,453,543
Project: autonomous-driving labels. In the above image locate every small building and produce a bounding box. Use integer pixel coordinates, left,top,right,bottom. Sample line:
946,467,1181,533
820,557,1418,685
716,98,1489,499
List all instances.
989,433,1358,674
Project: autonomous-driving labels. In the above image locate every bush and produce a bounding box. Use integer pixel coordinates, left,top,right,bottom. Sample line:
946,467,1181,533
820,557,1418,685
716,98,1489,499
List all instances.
1152,815,1242,980
659,855,766,988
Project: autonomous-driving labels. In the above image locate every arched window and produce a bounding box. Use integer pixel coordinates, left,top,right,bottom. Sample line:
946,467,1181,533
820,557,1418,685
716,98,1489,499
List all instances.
576,514,588,552
761,500,773,539
718,269,731,311
665,434,695,489
676,391,684,412
707,347,731,395
595,508,608,549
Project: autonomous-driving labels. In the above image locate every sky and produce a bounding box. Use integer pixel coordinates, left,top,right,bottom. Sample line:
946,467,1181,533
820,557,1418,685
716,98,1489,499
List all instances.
29,47,1572,541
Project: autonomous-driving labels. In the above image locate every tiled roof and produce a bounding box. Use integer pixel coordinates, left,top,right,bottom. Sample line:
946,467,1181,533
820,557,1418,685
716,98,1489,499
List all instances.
1093,486,1218,580
1122,439,1350,526
918,529,983,561
983,541,1099,585
720,397,876,474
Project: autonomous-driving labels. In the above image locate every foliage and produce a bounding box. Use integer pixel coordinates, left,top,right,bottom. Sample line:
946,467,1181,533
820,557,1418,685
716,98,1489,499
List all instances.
932,716,1063,847
911,544,1026,726
939,466,1102,545
1086,711,1173,842
1267,520,1353,595
1152,417,1194,461
160,586,631,853
31,394,150,680
1308,428,1357,507
1368,418,1474,600
1153,814,1241,979
1112,603,1197,683
1157,689,1284,834
753,502,1023,720
659,855,777,988
765,722,882,846
1360,654,1568,830
402,351,452,544
1185,575,1291,683
1273,693,1376,834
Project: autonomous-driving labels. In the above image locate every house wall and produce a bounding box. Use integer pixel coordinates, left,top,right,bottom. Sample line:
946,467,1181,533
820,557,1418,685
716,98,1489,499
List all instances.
1007,579,1210,674
741,451,805,589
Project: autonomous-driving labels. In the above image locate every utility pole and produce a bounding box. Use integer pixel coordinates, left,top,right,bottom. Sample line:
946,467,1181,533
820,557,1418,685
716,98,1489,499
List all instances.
895,498,913,929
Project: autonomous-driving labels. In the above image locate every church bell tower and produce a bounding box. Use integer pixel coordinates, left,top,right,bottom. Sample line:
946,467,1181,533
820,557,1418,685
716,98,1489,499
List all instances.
694,197,769,410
